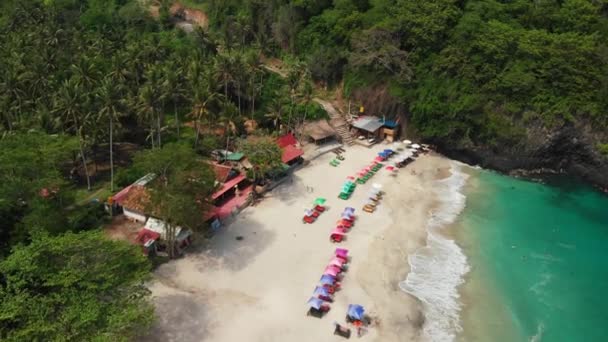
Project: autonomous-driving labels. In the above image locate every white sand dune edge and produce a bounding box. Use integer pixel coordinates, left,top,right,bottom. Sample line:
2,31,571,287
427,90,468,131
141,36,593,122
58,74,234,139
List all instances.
146,145,451,342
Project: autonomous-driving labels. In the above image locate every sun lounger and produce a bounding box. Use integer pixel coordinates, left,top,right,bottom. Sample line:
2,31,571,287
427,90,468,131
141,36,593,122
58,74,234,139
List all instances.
334,324,352,339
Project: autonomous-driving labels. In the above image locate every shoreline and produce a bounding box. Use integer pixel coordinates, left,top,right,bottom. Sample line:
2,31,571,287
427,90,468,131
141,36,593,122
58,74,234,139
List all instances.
145,146,455,342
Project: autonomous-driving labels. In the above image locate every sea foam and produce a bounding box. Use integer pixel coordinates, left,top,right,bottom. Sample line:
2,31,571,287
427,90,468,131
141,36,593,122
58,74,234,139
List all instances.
400,162,470,341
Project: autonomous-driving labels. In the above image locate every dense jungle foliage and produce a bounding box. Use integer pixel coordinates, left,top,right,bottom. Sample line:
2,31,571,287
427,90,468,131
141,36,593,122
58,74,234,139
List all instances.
1,0,607,339
205,0,608,146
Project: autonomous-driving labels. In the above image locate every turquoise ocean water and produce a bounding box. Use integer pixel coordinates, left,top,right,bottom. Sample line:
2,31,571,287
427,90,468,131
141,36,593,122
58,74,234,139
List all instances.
457,170,608,342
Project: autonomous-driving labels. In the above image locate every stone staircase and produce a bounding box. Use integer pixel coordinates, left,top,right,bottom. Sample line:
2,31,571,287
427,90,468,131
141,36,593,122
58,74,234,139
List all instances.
314,98,355,146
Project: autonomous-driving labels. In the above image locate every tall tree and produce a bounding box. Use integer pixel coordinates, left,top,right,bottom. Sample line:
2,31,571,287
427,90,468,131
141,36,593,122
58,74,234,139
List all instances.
132,143,215,258
96,77,123,192
53,79,93,190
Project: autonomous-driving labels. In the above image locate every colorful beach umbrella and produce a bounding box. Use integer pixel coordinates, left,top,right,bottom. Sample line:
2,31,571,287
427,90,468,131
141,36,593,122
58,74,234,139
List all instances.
347,304,365,320
324,265,341,277
320,274,336,285
308,297,323,309
313,286,330,297
335,248,349,258
314,197,326,205
329,257,346,267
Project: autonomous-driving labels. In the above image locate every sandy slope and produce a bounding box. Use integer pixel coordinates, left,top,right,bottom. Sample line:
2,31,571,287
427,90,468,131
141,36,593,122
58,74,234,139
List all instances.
145,145,450,342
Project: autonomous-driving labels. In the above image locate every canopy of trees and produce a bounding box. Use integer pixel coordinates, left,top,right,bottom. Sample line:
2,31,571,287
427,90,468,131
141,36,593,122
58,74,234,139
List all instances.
0,231,153,341
206,0,608,148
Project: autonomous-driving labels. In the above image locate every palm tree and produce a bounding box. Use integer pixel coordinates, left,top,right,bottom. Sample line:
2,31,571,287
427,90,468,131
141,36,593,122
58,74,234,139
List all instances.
189,76,219,148
298,79,314,138
265,94,286,131
244,49,262,120
54,79,92,190
135,84,159,149
162,61,184,139
96,77,123,192
214,51,234,102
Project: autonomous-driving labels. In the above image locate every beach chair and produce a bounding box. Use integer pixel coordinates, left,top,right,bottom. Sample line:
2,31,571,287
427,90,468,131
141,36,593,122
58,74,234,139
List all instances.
334,324,352,339
303,215,315,224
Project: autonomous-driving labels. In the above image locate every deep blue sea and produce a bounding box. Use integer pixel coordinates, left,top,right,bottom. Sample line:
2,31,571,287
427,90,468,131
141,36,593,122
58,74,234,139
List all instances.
457,170,608,341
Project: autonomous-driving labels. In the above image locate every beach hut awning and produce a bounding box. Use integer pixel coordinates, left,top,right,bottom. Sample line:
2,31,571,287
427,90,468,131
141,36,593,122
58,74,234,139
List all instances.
303,119,337,141
308,297,323,309
226,152,244,161
281,145,304,163
352,116,383,133
347,304,365,320
211,173,247,200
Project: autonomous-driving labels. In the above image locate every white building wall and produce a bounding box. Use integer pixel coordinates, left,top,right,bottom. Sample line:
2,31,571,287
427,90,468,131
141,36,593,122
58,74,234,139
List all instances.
123,208,146,223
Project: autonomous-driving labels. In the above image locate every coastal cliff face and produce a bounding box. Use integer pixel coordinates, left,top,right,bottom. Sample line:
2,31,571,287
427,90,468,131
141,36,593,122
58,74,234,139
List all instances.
434,121,608,191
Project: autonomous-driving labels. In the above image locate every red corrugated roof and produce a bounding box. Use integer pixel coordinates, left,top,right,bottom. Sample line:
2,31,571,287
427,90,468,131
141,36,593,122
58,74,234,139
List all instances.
112,185,133,205
281,145,304,163
211,173,247,200
277,133,297,148
135,228,160,245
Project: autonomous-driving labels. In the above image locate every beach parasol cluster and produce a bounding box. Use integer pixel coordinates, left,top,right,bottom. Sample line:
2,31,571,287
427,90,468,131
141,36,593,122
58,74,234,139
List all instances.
330,207,356,243
363,184,384,213
338,179,357,200
307,247,351,318
303,197,327,224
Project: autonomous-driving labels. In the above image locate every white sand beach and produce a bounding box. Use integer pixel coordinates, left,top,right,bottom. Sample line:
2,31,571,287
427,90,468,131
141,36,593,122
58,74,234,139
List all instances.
146,145,452,342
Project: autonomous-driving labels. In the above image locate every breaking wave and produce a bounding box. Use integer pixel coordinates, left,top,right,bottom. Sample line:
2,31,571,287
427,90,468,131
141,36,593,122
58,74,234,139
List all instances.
400,162,470,341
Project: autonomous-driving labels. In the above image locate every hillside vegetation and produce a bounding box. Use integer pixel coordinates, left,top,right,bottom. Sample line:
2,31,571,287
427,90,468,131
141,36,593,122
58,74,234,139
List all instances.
204,0,608,148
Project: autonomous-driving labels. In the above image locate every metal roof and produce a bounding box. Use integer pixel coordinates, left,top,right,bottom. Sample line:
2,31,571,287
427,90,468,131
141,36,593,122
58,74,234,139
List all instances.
352,116,383,132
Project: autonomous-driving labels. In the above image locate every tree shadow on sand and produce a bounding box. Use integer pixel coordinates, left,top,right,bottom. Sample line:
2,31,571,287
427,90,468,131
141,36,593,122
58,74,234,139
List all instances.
189,213,277,272
139,294,210,342
266,173,317,206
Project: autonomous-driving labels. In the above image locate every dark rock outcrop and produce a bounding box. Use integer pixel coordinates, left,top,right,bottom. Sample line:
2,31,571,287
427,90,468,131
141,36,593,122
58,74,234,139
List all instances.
434,121,608,191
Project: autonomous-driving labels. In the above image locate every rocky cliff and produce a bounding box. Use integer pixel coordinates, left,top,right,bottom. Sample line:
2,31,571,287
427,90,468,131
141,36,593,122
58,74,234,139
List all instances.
434,121,608,192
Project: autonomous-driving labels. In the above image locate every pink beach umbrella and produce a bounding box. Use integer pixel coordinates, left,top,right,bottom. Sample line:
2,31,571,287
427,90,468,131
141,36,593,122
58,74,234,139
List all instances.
346,175,355,181
385,165,395,171
335,247,349,259
329,257,346,267
374,156,383,162
324,265,341,277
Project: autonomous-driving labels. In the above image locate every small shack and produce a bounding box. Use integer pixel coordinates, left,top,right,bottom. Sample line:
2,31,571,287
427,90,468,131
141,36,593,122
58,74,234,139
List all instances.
136,217,193,256
117,185,151,223
302,119,337,144
351,116,384,144
380,118,401,142
277,133,304,166
209,163,253,220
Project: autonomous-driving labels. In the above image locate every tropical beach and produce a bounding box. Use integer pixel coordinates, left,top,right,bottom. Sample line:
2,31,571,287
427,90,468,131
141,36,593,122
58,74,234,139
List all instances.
145,145,453,341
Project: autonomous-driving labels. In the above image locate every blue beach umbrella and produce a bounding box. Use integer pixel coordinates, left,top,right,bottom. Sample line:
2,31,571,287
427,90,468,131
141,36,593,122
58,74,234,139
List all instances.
319,274,336,285
313,286,330,297
347,304,365,320
307,297,323,310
